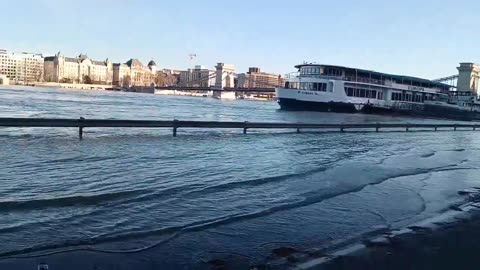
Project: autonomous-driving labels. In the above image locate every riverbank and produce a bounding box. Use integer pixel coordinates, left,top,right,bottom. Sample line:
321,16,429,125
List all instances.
2,194,480,270
261,189,480,270
35,82,112,90
154,89,274,101
5,84,275,101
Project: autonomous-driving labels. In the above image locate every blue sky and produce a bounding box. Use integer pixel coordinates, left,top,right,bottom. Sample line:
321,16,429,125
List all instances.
1,0,479,78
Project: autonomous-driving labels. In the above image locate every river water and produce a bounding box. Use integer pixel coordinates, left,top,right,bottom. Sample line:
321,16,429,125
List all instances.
1,86,480,269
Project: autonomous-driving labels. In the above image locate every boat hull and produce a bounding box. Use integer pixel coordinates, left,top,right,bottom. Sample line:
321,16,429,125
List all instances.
278,98,358,113
423,104,480,121
278,98,480,121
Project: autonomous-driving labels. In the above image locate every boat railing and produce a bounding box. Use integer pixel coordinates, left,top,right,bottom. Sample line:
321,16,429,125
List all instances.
289,74,386,86
284,72,299,80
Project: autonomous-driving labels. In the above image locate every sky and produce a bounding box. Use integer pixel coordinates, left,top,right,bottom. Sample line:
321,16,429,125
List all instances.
1,0,480,79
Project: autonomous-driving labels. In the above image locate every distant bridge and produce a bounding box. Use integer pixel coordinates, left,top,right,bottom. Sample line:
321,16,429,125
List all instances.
432,75,459,88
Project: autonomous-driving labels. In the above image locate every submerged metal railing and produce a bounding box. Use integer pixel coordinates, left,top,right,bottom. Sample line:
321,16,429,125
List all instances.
0,117,478,140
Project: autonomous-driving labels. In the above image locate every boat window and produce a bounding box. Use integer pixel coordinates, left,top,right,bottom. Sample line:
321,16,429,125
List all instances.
377,91,384,100
345,87,354,96
414,94,423,103
299,82,327,91
359,89,365,98
344,87,379,99
391,92,402,101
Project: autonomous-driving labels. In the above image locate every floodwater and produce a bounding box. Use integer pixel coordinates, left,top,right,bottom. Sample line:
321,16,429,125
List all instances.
0,86,479,269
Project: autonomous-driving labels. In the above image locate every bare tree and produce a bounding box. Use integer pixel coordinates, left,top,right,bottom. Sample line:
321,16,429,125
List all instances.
60,78,73,83
154,73,165,86
33,64,43,82
123,75,131,87
154,72,178,87
83,75,93,84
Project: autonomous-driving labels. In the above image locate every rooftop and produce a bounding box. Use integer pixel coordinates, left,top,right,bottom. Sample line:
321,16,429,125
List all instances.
65,57,78,63
126,59,143,67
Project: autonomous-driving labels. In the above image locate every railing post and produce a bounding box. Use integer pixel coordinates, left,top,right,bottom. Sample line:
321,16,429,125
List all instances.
435,127,438,131
454,126,457,131
243,121,248,134
79,117,85,140
173,119,178,137
376,122,380,132
297,128,301,133
474,126,477,131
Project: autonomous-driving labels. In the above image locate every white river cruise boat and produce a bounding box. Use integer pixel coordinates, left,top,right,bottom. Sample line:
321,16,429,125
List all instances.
276,64,480,120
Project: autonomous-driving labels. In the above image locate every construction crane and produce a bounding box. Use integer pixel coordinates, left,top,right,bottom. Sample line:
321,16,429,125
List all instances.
188,53,197,68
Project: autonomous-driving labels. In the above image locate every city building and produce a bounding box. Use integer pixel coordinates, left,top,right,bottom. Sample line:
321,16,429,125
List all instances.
0,49,44,84
237,67,283,88
0,74,9,85
178,65,216,87
43,52,113,84
155,69,180,87
112,59,157,87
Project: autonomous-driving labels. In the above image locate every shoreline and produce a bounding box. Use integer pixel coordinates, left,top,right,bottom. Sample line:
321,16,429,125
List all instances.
260,189,480,270
2,84,276,102
1,191,480,270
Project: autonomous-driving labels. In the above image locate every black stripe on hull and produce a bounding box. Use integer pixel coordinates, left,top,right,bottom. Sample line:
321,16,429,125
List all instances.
278,98,480,121
278,98,358,113
423,104,480,121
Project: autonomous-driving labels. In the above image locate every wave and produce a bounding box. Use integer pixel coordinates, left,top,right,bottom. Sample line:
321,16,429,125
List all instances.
0,190,145,212
0,159,467,259
0,165,454,259
113,167,331,206
421,152,436,158
183,167,328,198
42,155,122,164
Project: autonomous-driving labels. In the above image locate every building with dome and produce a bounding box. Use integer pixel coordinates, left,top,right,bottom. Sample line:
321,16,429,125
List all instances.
112,59,157,87
148,60,157,73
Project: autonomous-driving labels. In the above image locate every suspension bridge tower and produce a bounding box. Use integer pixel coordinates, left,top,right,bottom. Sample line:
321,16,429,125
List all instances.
213,63,236,99
457,63,479,94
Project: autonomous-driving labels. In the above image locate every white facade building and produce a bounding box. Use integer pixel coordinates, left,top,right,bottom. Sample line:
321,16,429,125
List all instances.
112,59,157,87
43,52,113,84
0,74,9,85
0,49,44,84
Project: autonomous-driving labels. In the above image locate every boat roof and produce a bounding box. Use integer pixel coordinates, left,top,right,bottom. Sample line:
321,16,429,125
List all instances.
295,64,450,89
